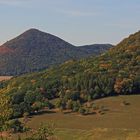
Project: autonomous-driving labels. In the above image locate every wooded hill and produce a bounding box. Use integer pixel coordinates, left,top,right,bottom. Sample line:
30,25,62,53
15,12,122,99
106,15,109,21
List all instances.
0,31,139,117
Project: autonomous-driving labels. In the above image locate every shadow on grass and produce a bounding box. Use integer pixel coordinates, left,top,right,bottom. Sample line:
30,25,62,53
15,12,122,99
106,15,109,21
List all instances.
63,110,73,114
30,110,56,117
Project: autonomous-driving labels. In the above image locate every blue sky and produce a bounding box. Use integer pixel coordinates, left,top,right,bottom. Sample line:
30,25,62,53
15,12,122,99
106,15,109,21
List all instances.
0,0,140,45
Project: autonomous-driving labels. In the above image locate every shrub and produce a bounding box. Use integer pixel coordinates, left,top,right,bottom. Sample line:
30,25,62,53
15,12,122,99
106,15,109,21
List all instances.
66,100,73,109
32,102,43,113
92,103,99,110
85,108,90,115
72,101,81,112
78,107,86,115
23,123,55,140
4,119,25,133
43,101,54,109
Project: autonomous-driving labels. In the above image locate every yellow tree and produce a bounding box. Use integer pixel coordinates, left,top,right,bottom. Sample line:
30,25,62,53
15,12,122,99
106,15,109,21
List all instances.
0,94,13,130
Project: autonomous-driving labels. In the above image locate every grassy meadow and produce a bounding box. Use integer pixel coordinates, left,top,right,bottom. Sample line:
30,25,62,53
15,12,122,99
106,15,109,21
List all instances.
8,95,140,140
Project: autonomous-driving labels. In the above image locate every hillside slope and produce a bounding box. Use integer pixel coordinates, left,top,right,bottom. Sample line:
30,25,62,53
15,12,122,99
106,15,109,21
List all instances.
0,29,112,75
0,31,139,117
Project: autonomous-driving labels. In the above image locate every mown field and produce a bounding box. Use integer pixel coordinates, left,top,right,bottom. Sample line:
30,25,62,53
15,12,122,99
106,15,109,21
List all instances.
7,95,140,140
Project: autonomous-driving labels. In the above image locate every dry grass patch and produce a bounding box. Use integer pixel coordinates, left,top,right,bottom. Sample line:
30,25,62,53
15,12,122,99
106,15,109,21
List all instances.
0,76,12,81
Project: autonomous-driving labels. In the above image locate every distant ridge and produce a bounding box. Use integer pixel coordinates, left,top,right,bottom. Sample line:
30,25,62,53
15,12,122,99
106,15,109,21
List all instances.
0,29,112,75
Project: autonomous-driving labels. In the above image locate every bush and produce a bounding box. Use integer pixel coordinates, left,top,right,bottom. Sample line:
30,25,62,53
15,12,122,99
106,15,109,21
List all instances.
85,108,90,114
78,107,86,115
12,104,23,118
72,106,79,112
32,101,43,113
43,101,54,109
4,119,25,133
92,103,99,110
66,100,73,109
23,123,55,140
72,101,81,112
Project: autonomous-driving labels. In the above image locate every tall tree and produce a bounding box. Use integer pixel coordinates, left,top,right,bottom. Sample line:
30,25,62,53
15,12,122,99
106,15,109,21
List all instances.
0,94,13,130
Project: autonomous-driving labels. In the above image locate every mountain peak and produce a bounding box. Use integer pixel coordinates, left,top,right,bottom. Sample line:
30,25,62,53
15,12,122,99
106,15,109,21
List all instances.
20,28,47,38
23,28,44,34
0,29,112,75
26,28,40,32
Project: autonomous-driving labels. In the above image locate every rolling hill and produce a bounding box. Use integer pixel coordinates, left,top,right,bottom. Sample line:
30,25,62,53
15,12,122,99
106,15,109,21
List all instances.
0,29,112,75
0,30,139,118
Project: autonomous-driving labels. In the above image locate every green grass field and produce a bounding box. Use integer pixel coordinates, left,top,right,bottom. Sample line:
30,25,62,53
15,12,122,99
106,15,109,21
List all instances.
6,95,140,140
